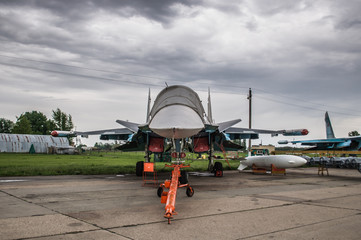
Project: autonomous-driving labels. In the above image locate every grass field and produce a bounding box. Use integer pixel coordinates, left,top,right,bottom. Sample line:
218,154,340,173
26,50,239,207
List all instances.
0,152,242,176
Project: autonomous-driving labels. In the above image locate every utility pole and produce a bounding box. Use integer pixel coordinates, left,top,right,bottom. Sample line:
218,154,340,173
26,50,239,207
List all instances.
247,88,252,152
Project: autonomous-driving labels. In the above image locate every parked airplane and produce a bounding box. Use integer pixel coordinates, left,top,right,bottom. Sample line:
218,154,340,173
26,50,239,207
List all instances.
52,85,309,173
278,112,361,150
52,85,309,223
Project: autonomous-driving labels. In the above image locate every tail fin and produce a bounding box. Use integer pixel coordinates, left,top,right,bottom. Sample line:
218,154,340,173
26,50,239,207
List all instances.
207,87,213,123
146,88,151,123
325,111,335,139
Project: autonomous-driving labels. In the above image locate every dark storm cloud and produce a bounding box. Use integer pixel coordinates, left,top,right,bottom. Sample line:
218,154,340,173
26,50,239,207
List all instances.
328,0,361,30
0,0,204,23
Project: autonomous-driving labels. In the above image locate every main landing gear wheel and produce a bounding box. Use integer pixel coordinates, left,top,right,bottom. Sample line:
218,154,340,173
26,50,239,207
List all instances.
136,161,144,177
186,186,194,197
179,170,189,184
213,162,223,177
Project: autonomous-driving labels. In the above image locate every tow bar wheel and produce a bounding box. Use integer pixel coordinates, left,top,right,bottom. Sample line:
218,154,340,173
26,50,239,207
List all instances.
186,186,194,197
157,186,163,197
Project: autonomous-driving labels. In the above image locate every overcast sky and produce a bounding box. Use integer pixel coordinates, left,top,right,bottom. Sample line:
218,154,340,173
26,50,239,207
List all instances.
1,0,361,147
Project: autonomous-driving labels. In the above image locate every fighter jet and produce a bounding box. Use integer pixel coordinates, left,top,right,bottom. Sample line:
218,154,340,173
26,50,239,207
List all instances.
278,112,361,151
52,85,309,174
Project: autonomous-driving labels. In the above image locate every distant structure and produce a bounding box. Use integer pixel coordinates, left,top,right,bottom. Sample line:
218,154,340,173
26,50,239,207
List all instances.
0,133,70,153
252,144,276,155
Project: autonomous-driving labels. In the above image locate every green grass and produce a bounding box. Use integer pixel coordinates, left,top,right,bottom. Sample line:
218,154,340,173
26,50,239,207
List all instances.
0,152,242,176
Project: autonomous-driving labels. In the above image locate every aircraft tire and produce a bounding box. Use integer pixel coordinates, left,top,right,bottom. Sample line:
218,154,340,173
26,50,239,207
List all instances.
179,170,188,184
136,161,144,177
213,162,223,177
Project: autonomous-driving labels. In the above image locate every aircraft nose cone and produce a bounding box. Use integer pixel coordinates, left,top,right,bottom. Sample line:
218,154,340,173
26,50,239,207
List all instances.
149,105,204,139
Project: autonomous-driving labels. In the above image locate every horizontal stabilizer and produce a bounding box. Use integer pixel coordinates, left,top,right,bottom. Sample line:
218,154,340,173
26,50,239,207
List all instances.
218,119,242,132
116,120,140,133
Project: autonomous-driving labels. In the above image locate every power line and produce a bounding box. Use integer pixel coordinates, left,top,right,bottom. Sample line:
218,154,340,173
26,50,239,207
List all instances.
1,53,360,117
0,61,165,88
253,88,361,115
0,53,174,82
256,94,361,117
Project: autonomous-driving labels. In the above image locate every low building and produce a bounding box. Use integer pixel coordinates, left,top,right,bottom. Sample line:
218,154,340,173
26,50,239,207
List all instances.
0,133,70,153
251,144,276,155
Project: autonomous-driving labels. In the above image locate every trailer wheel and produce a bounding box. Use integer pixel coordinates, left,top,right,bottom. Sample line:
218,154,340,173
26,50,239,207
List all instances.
186,186,194,197
136,161,144,176
157,187,163,197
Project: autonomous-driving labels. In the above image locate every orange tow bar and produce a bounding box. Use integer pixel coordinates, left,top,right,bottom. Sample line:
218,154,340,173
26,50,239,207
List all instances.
158,164,194,224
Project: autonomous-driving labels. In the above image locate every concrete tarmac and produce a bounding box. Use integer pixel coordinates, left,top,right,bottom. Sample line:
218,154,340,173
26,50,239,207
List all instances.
1,167,361,240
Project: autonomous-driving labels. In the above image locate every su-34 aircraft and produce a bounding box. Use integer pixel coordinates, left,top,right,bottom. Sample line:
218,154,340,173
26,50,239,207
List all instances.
52,85,309,223
278,111,361,151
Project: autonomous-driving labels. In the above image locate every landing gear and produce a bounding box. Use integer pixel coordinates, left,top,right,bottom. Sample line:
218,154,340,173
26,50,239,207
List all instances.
186,186,194,197
136,161,144,177
179,170,189,184
213,162,223,177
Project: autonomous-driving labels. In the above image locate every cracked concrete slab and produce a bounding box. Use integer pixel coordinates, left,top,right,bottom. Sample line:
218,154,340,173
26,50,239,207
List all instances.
0,168,360,240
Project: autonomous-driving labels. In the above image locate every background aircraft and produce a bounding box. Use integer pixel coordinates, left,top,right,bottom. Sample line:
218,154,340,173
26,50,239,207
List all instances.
278,112,361,150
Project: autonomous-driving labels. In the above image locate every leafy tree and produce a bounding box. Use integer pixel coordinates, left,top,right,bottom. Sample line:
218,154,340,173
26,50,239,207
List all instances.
12,117,33,134
12,111,56,135
17,111,52,135
6,109,74,137
52,108,73,131
348,131,360,137
0,118,14,133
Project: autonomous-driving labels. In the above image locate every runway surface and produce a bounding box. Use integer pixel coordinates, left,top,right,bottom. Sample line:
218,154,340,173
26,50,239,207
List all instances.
1,168,361,239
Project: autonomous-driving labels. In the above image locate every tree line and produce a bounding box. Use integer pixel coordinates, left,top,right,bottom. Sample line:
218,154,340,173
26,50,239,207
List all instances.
0,108,73,135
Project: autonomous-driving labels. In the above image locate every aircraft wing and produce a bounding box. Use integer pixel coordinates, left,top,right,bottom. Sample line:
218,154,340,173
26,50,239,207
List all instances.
286,139,348,145
279,136,361,150
224,127,309,140
76,120,141,140
75,128,132,136
75,128,134,140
